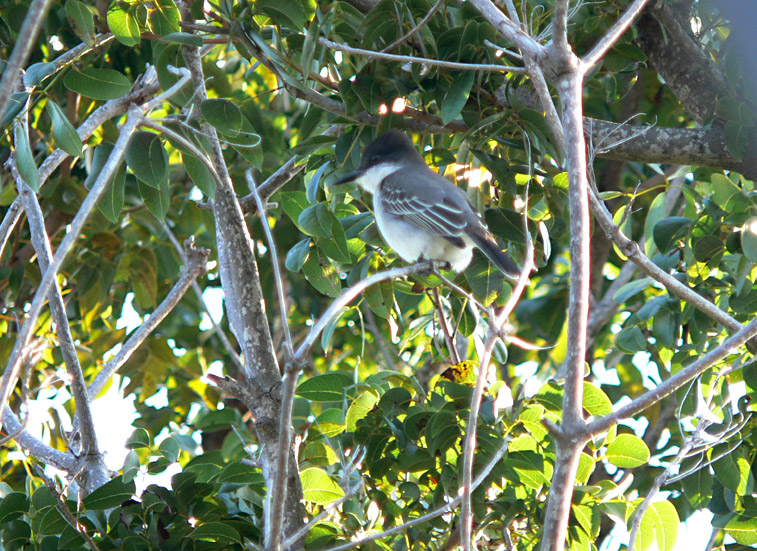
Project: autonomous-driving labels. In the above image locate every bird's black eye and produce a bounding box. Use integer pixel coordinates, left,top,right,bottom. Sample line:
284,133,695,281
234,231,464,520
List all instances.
370,154,380,165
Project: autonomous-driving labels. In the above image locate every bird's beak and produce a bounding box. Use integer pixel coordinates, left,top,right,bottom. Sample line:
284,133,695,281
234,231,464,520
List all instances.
332,169,364,186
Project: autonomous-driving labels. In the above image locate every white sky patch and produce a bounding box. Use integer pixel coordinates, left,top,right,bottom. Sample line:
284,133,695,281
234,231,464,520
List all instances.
90,375,138,471
200,287,224,330
117,293,142,333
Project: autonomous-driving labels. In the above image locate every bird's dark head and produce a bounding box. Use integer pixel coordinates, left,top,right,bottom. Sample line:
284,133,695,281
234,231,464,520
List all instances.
333,130,424,192
358,130,423,170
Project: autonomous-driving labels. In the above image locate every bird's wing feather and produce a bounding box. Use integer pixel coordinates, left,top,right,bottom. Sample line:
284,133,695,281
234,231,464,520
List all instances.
379,173,471,243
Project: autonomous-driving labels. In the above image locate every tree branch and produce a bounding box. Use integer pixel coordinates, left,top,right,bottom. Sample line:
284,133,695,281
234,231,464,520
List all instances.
319,37,525,73
0,107,143,427
14,169,109,492
585,317,757,437
582,0,653,70
0,0,53,118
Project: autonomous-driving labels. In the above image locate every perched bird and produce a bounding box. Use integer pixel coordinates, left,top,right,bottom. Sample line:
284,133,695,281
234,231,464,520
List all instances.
333,130,520,278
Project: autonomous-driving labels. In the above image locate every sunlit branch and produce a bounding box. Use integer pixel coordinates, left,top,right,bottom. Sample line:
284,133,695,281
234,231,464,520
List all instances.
14,169,107,489
0,108,143,428
320,37,526,73
582,0,653,71
552,0,570,51
587,183,742,333
294,262,436,362
0,198,22,260
2,406,75,471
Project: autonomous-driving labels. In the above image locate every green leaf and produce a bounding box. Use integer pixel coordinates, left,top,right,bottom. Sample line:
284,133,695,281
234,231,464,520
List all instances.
315,408,346,437
82,476,136,510
285,238,312,272
300,467,345,504
126,428,151,449
182,152,215,198
465,252,504,306
0,494,29,524
201,99,243,137
97,162,126,223
306,160,330,203
0,92,28,128
256,0,307,29
13,123,39,191
2,520,31,551
138,177,170,221
297,372,352,402
148,0,180,35
345,390,379,431
633,500,679,551
302,249,340,296
653,217,692,253
65,0,95,45
716,509,757,545
613,277,653,304
158,437,180,462
583,382,613,416
126,131,169,188
606,433,650,468
299,203,336,238
107,3,141,47
23,62,56,87
616,325,647,353
741,217,757,262
440,71,474,125
63,68,132,100
713,447,754,495
321,306,347,353
725,120,747,161
189,522,242,544
160,32,203,46
317,217,351,263
46,100,82,157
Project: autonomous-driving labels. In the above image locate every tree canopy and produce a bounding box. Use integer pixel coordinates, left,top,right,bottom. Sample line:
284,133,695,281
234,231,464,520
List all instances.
1,0,757,550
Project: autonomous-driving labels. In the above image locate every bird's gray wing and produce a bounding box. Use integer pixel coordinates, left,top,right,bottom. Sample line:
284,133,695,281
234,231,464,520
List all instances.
378,172,470,247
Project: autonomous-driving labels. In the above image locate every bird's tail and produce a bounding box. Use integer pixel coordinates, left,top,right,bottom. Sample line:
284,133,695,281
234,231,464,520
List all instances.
469,230,521,280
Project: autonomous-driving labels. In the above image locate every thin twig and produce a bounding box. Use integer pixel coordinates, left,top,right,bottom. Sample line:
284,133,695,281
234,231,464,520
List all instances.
432,288,460,364
582,0,653,70
0,0,53,118
294,262,436,362
245,170,295,362
586,317,757,437
319,38,526,73
321,434,511,551
38,468,102,551
0,198,23,260
159,221,244,373
381,0,446,53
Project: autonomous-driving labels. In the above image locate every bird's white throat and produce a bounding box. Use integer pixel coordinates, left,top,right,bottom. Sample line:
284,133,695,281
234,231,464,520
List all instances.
354,163,403,194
